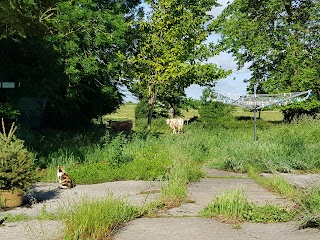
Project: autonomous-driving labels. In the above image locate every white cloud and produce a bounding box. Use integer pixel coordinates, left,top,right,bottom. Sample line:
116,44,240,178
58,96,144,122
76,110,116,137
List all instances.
208,52,238,71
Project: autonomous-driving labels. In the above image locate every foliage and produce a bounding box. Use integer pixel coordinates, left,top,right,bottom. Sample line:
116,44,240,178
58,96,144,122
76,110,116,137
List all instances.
0,102,20,124
198,101,235,128
2,213,31,222
0,120,37,192
26,105,319,184
302,187,320,214
247,168,320,229
247,169,299,200
0,0,141,128
62,197,139,240
212,0,320,120
135,98,179,119
42,0,136,127
125,0,230,131
180,97,202,111
135,98,150,120
200,189,295,223
0,0,54,39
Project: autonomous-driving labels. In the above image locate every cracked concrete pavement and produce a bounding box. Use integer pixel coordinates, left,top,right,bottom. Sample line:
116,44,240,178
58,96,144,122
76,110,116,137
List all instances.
1,169,320,240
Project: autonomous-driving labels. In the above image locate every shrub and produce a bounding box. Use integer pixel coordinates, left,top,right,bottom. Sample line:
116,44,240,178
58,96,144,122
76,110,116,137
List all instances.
0,119,37,192
198,101,234,128
0,103,20,128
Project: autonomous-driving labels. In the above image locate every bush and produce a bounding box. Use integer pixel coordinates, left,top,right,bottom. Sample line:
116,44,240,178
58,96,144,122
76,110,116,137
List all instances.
0,103,20,128
198,101,234,128
0,119,37,192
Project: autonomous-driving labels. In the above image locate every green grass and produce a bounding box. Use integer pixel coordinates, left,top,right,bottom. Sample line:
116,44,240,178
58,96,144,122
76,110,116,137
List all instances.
62,197,139,240
247,167,300,199
298,187,320,228
160,155,202,207
31,113,320,184
232,107,283,122
199,189,296,223
2,213,31,222
15,103,320,233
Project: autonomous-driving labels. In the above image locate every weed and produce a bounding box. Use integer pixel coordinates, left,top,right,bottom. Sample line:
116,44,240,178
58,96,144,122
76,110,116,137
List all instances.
61,196,139,240
2,213,31,222
298,187,320,229
199,189,295,223
160,155,201,208
247,168,300,200
36,204,58,220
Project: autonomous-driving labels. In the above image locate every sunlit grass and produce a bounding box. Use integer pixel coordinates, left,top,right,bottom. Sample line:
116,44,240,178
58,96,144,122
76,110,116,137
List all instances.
199,189,296,223
62,197,139,240
232,107,283,122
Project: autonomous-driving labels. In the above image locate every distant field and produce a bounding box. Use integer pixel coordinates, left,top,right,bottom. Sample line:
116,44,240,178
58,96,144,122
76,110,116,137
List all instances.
103,104,199,120
103,103,284,122
232,107,284,122
102,103,136,122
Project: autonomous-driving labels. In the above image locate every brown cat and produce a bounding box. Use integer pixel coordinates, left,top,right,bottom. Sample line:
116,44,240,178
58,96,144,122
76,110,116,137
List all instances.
57,166,74,189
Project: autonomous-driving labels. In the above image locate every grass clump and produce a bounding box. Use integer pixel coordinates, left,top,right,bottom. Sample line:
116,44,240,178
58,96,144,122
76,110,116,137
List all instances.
160,155,202,208
62,197,139,240
200,189,295,223
2,213,31,222
247,167,300,199
160,158,190,208
299,187,320,229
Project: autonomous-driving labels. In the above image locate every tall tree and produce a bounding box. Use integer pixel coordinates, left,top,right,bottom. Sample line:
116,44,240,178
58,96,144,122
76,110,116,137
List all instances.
0,0,142,128
212,0,320,121
0,0,56,39
125,0,230,131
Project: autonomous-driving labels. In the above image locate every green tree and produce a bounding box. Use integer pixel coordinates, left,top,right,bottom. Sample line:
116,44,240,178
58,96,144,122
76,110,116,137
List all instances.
125,0,230,131
0,0,142,128
212,0,320,121
0,0,56,39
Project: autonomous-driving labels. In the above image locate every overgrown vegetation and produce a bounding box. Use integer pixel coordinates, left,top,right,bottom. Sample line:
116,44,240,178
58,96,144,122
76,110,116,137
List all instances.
199,189,296,223
160,155,202,208
6,103,319,236
62,197,139,240
17,104,319,183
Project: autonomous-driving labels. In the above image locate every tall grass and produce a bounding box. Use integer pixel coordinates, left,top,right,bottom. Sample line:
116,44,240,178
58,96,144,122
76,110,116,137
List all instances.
160,154,202,207
19,103,319,184
299,187,320,228
62,197,139,240
203,119,320,173
199,189,296,223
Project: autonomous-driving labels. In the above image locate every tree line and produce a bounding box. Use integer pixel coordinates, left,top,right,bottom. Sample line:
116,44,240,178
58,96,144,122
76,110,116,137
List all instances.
0,0,318,129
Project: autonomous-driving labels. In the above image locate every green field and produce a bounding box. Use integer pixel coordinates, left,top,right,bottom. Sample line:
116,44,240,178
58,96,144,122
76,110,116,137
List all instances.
103,104,283,123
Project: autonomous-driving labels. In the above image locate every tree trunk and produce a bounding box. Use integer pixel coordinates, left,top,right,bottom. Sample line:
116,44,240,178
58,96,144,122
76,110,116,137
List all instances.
168,105,174,119
147,85,156,132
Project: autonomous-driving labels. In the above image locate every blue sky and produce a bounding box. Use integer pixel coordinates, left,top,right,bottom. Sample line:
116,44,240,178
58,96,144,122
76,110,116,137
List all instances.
123,0,251,102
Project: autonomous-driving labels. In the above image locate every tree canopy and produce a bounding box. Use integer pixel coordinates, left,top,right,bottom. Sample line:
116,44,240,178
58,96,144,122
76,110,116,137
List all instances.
0,0,141,128
125,0,230,130
212,0,320,120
